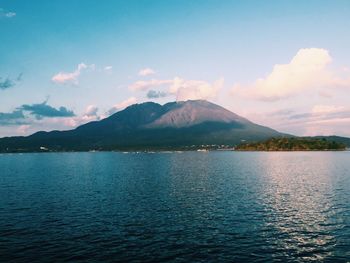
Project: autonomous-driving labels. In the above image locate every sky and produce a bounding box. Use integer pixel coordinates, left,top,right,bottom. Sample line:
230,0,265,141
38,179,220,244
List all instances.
1,0,350,137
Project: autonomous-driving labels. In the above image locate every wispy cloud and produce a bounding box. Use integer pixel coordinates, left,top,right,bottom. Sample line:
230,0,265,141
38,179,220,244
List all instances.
0,73,23,90
232,48,350,101
246,104,350,137
288,105,350,136
52,63,95,84
129,77,224,101
288,105,350,122
0,8,16,18
0,78,15,90
138,68,156,76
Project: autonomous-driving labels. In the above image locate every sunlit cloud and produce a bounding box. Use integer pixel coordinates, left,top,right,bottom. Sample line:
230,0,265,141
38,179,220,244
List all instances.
172,78,224,101
57,105,101,128
129,77,224,101
17,125,30,135
246,104,350,137
232,48,350,101
311,105,346,114
108,97,137,115
84,105,99,117
52,63,95,84
138,68,156,76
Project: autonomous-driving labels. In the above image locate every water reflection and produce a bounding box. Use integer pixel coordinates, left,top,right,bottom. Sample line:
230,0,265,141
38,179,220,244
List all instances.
258,152,341,261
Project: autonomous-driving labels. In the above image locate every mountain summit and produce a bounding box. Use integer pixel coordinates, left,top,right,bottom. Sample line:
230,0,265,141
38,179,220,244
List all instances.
146,100,249,128
0,100,285,152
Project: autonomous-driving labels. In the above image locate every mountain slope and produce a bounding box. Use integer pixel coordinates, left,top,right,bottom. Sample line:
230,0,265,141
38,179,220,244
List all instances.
0,100,286,152
146,100,250,128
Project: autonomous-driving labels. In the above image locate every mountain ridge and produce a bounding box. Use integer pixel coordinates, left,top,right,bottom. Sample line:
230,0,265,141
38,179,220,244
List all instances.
1,100,348,152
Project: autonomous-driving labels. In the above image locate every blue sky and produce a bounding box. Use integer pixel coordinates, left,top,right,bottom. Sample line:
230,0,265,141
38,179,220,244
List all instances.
1,0,350,137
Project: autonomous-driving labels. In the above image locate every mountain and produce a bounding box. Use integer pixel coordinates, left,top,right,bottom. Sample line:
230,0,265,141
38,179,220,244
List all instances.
0,100,287,152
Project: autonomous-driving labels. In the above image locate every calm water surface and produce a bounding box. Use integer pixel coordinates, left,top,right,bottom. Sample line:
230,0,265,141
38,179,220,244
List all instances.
0,151,350,262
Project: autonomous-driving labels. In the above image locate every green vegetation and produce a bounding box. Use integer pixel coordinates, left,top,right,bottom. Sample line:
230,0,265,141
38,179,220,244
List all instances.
236,137,346,151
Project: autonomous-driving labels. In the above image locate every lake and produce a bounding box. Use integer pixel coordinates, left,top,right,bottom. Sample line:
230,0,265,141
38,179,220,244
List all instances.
1,151,350,262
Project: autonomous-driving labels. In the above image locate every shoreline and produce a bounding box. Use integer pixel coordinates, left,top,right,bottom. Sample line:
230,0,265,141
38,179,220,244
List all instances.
0,149,348,154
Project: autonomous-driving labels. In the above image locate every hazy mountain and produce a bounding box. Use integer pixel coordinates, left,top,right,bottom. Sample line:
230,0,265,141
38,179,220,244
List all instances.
0,100,290,152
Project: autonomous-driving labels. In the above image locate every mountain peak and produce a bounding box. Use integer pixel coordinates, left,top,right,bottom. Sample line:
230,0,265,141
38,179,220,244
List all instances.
146,99,249,128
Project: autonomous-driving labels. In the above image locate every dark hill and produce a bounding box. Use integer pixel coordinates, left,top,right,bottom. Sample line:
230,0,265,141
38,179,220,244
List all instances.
236,137,347,151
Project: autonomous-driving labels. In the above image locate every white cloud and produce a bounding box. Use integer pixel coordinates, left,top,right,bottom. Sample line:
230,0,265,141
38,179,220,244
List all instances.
108,97,137,115
0,8,16,18
232,48,350,101
138,68,156,76
129,77,224,101
104,66,113,71
52,63,94,84
170,77,224,101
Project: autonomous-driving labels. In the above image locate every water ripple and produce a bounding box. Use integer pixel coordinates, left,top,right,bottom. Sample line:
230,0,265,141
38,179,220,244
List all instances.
0,152,350,262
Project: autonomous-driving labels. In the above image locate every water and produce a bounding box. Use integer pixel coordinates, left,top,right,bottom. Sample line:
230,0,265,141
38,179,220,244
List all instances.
1,151,350,262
